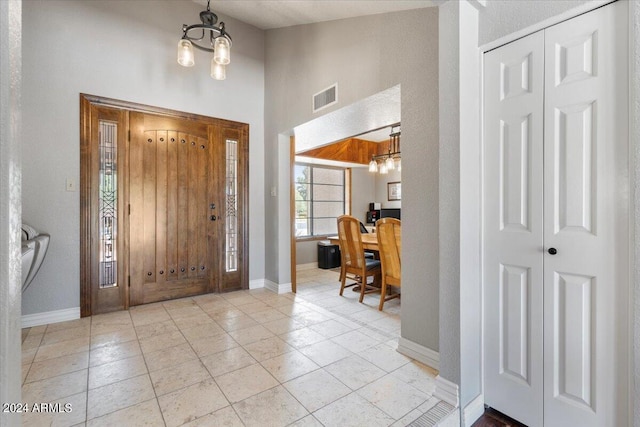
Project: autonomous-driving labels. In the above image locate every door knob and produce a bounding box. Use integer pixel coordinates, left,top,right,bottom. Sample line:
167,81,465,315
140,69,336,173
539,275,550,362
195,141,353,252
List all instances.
210,215,217,221
548,248,557,255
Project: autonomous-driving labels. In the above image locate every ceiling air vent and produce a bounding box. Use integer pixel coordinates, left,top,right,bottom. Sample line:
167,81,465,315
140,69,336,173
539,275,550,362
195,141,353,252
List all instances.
313,83,338,113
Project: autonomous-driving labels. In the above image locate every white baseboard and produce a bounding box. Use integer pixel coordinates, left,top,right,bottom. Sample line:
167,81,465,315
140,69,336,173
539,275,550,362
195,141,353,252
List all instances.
397,337,440,370
22,307,80,328
462,394,484,427
296,262,318,271
249,279,266,289
264,280,292,294
434,375,459,408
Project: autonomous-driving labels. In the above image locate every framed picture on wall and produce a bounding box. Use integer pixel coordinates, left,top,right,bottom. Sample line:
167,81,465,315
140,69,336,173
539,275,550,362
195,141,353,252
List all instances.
388,181,401,201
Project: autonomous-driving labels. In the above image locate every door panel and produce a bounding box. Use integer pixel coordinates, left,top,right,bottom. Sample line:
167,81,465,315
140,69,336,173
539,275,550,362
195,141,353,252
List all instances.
543,2,628,426
129,113,215,305
499,263,531,383
483,30,545,427
552,272,594,407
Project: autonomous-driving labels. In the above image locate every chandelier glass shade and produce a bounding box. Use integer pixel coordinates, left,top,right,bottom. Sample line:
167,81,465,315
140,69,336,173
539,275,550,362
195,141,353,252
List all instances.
368,126,401,174
177,0,232,80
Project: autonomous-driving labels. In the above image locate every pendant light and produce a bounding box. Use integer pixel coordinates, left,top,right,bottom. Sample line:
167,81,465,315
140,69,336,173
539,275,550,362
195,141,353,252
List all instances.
178,0,232,80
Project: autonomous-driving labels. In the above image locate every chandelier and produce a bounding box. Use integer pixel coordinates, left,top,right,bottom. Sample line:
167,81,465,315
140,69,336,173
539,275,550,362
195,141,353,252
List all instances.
177,0,232,80
369,126,401,174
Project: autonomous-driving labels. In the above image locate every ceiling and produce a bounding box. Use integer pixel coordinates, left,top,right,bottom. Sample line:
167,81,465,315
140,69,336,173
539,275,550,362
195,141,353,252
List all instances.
195,0,441,30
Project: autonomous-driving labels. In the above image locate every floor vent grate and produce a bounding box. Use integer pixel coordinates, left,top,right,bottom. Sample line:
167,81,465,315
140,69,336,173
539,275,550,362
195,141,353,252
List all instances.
408,401,456,427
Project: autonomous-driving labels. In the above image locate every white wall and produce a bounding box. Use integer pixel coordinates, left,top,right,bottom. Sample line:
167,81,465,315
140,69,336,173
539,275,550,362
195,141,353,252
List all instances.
478,0,602,46
0,0,22,423
375,168,401,210
438,0,468,408
352,167,376,223
21,1,265,315
633,6,640,427
265,8,440,352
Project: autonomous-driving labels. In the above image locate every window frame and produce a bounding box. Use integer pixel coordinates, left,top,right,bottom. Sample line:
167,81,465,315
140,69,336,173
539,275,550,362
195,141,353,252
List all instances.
294,162,351,240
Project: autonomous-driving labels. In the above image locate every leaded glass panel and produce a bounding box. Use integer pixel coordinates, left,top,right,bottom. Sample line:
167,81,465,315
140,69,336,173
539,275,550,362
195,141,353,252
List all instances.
225,139,238,272
99,121,118,288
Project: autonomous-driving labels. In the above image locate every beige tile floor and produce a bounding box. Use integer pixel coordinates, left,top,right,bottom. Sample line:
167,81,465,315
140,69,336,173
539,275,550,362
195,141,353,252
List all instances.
21,267,442,427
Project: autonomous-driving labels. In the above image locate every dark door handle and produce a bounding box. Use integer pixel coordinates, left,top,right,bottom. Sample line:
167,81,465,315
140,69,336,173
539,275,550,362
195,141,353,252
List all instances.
210,215,217,221
548,247,557,255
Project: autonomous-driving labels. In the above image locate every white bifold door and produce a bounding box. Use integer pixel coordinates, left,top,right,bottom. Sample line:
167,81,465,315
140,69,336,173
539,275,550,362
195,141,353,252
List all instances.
483,2,629,427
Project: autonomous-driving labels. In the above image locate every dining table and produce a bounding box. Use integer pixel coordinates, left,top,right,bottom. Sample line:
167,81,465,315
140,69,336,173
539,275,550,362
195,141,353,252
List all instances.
327,233,380,251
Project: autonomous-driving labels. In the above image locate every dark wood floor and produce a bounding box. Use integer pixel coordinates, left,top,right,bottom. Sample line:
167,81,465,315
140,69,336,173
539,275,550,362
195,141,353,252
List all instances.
471,407,528,427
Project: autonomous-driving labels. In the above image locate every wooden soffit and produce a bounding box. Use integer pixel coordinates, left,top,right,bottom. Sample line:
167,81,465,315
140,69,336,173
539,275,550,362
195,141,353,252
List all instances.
297,138,390,165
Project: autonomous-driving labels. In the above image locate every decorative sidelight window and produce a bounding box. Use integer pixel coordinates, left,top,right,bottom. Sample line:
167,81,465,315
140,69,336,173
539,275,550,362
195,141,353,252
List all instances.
98,121,118,288
225,139,238,272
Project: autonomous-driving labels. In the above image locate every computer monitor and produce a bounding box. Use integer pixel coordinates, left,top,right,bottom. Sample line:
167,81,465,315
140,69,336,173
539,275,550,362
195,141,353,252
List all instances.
379,208,401,220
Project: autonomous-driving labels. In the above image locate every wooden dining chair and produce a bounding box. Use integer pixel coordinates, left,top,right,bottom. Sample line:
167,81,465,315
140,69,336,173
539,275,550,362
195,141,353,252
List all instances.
336,215,381,303
375,217,401,310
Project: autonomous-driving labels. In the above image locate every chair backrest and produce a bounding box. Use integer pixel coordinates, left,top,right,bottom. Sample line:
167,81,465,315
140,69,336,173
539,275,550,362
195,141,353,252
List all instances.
376,218,401,282
337,215,366,270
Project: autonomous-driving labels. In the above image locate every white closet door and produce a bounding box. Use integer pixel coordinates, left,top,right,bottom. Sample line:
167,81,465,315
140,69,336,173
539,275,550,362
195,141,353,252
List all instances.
483,30,545,427
543,2,628,426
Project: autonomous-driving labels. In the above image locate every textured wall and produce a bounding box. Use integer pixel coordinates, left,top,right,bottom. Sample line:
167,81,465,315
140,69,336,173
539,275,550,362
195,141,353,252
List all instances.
0,0,22,424
265,8,440,351
21,1,265,315
478,0,598,46
438,0,461,390
633,3,640,426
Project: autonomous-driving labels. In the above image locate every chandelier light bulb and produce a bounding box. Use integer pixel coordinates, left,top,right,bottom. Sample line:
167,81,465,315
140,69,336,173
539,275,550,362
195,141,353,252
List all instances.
395,157,401,172
211,59,226,80
213,37,231,65
385,156,395,171
379,162,388,174
177,39,195,67
368,158,378,173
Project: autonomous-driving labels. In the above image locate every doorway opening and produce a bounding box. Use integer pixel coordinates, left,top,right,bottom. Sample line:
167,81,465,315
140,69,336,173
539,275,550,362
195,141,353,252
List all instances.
289,85,401,304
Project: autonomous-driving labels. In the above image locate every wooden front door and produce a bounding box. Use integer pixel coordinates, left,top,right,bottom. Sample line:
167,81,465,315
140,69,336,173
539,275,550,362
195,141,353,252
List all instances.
129,112,215,305
81,95,249,315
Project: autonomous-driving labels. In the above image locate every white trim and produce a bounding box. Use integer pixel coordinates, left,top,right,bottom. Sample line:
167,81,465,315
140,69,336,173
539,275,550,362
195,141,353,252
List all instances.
264,280,292,294
22,307,80,328
249,279,266,289
434,375,459,407
397,337,439,370
295,262,318,271
480,0,614,53
462,394,484,427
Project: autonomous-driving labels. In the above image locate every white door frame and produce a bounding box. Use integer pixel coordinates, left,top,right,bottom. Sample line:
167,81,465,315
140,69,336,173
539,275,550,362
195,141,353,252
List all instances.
461,0,637,424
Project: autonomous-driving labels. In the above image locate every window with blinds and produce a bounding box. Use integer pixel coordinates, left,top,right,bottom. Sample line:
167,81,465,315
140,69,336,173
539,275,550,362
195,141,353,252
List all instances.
294,164,345,237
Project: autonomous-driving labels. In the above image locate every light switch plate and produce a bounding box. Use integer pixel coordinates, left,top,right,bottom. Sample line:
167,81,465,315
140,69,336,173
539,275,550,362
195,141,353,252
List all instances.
66,178,76,192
